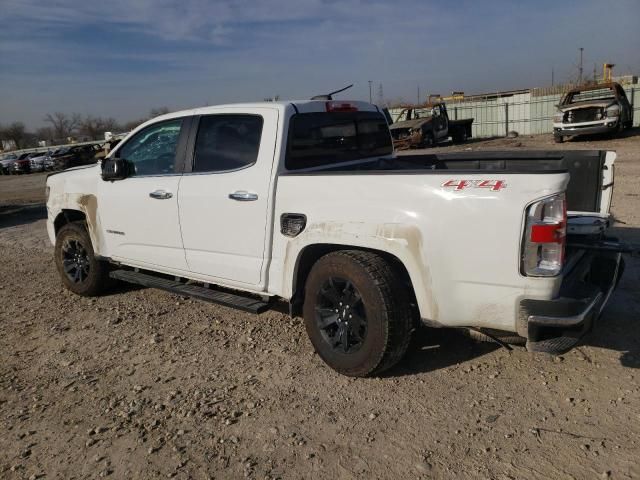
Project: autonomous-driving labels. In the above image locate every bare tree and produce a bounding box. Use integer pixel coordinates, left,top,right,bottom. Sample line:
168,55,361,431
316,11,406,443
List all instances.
44,112,81,140
102,117,121,133
3,122,28,149
78,116,105,140
123,119,142,132
36,127,55,144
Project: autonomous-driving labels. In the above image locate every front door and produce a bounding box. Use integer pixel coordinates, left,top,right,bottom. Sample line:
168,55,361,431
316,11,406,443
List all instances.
98,117,191,271
178,108,278,287
432,104,448,140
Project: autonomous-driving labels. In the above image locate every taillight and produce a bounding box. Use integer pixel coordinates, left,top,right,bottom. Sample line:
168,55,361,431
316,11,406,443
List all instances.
521,193,566,277
325,101,359,112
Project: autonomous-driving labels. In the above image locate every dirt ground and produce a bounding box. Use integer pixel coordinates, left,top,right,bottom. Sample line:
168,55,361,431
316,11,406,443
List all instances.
1,131,639,480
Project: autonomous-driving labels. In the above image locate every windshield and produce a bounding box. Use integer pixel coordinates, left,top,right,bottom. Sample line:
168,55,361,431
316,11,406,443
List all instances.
412,108,434,119
564,87,616,105
285,111,392,170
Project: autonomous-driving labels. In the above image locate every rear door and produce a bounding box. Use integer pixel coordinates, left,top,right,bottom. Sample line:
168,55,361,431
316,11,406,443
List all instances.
177,107,278,287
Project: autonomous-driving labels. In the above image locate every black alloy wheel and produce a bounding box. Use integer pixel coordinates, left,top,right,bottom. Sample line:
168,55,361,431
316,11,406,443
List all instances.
315,277,367,354
61,238,91,284
303,250,413,377
55,222,113,296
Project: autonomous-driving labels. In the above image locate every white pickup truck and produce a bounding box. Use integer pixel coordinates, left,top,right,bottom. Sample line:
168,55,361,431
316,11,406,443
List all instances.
46,100,626,377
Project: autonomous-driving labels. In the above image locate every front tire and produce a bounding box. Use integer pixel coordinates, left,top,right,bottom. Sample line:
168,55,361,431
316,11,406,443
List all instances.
421,132,435,148
55,222,112,296
303,250,413,377
553,134,564,143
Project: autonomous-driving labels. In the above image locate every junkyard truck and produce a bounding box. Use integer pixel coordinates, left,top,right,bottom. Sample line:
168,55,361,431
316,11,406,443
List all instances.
389,102,473,149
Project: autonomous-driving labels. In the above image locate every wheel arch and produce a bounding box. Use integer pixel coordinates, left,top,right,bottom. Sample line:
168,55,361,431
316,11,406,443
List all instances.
54,209,87,237
289,243,418,320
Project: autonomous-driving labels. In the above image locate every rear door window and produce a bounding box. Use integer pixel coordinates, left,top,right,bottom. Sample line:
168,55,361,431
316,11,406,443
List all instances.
286,111,392,170
192,115,263,173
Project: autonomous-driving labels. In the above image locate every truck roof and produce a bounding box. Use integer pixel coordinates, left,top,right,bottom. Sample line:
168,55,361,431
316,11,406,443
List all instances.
147,100,380,126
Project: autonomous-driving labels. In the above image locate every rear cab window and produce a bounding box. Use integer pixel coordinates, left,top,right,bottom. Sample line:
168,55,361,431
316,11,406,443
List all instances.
285,111,392,170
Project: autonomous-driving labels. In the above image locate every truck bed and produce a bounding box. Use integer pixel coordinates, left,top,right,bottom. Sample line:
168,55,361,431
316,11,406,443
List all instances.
289,150,612,215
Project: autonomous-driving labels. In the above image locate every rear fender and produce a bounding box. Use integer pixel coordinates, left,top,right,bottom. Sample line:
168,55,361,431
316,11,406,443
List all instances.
282,222,438,322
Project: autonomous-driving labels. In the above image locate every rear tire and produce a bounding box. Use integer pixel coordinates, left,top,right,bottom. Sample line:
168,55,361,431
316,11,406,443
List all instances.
452,128,468,143
55,222,112,296
303,250,413,377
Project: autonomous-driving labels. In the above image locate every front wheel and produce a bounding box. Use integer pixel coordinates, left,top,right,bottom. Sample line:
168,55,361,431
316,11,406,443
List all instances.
421,132,435,148
55,222,112,296
303,250,413,377
553,134,564,143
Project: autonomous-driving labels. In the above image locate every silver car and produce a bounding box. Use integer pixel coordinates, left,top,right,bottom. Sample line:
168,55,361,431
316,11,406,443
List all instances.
0,153,18,174
29,151,51,172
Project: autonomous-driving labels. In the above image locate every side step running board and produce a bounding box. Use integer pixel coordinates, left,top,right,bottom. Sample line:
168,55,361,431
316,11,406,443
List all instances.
110,269,270,314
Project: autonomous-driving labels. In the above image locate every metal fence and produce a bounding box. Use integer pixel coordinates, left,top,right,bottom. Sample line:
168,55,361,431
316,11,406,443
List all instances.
444,84,640,139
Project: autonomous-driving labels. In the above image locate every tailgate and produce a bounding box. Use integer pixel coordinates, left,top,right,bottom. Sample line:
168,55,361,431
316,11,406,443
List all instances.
565,151,615,236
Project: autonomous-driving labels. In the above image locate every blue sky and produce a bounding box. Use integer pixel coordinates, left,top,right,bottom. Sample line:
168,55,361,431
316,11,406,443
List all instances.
1,0,639,129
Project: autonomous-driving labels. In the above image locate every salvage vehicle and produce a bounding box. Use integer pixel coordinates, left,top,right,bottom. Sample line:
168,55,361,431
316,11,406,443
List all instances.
389,103,473,149
553,82,633,143
46,100,628,377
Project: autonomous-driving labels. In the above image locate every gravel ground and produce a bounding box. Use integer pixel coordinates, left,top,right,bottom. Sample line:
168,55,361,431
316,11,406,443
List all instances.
1,131,639,479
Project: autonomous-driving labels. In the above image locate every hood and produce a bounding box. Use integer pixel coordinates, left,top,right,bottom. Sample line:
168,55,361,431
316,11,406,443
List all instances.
389,118,432,130
558,100,616,112
47,163,99,181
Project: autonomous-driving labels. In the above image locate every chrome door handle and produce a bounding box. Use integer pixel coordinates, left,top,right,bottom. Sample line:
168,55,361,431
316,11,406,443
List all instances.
149,190,173,200
229,191,258,201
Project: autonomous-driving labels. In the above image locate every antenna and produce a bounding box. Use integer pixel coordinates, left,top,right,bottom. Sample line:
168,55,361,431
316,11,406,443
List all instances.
310,84,354,100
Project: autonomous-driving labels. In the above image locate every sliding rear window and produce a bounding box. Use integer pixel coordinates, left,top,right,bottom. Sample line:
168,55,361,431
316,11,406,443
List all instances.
286,111,392,170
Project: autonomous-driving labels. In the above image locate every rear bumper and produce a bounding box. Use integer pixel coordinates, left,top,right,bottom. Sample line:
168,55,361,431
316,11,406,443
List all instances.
519,249,623,354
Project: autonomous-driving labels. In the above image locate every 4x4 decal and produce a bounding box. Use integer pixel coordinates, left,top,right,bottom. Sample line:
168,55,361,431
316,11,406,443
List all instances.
441,179,507,191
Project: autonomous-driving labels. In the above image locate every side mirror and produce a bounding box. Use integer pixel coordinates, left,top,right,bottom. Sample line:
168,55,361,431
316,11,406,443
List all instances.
101,157,131,181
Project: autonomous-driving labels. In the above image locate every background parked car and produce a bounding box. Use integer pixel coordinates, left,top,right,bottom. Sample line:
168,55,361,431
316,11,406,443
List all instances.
44,155,57,170
53,145,99,170
11,153,32,174
29,151,51,172
0,153,18,174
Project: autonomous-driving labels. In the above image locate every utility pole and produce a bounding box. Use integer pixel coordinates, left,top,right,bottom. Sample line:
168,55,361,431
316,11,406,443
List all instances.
417,84,420,105
578,47,584,85
551,66,554,86
378,83,384,106
368,80,372,103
